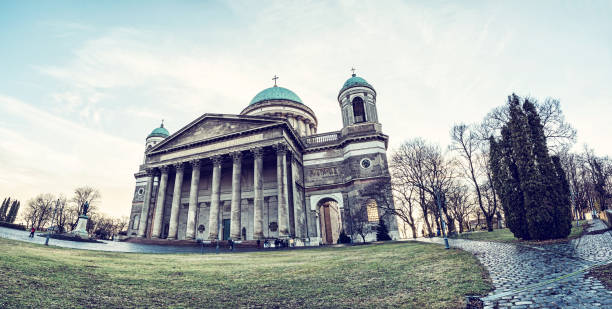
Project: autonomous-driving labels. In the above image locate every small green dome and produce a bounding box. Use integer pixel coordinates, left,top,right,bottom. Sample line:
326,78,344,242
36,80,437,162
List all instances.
340,74,374,93
249,86,303,105
148,123,169,138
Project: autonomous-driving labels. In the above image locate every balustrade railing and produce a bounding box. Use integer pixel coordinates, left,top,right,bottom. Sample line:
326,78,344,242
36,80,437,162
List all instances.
303,132,341,145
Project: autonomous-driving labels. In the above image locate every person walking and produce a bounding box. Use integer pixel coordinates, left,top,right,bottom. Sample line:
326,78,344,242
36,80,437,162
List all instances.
29,227,35,238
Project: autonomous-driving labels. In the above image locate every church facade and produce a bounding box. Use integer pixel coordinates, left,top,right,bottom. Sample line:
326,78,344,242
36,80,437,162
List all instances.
127,73,398,245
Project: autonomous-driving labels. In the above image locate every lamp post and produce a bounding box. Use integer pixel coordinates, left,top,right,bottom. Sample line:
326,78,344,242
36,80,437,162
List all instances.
434,189,450,250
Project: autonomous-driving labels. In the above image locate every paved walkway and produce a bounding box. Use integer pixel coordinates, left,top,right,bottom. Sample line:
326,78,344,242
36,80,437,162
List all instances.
419,219,612,308
0,227,261,254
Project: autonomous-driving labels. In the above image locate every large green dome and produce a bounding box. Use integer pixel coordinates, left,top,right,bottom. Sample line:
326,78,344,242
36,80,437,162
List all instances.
340,74,374,93
249,86,303,105
148,123,169,138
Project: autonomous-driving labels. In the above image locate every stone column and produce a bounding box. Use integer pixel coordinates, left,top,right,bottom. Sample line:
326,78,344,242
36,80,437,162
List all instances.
296,117,305,136
208,156,223,240
251,147,264,239
230,152,243,239
185,160,201,239
303,120,310,136
167,163,184,240
275,144,289,237
151,166,169,238
137,169,154,238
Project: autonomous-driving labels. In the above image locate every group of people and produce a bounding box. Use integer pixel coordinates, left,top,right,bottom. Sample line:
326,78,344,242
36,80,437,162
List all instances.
261,238,294,249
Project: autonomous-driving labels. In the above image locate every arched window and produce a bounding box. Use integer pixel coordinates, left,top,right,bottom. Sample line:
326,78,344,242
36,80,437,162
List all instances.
132,215,140,229
366,199,379,222
352,97,366,123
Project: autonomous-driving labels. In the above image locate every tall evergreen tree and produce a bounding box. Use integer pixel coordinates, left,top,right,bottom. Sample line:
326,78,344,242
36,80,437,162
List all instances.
0,198,9,221
490,132,529,239
6,200,20,223
524,100,572,238
552,156,572,237
376,219,392,241
491,94,574,240
507,94,550,240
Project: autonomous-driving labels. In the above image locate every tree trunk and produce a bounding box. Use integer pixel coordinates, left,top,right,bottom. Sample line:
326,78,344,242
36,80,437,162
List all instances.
411,225,417,238
486,215,493,232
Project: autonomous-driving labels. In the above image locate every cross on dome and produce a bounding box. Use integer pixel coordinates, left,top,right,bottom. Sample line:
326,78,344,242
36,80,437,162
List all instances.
272,75,279,87
351,67,356,77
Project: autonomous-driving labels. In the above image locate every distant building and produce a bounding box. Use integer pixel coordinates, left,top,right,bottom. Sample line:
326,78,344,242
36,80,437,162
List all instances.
128,73,398,245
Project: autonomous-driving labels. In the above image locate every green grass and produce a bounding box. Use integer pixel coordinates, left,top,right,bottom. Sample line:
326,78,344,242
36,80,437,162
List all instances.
451,220,586,243
0,238,491,309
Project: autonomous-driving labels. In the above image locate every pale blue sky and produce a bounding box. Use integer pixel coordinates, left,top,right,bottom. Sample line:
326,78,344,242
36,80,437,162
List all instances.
1,1,611,217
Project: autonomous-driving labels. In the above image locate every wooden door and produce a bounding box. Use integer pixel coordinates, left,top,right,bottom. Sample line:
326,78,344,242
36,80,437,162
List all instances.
324,205,333,244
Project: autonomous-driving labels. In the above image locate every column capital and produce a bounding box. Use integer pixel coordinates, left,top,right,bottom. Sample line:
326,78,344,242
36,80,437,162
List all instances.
250,147,264,159
160,165,170,173
230,151,243,163
145,168,155,176
211,155,224,166
190,159,202,169
273,143,287,155
174,162,185,171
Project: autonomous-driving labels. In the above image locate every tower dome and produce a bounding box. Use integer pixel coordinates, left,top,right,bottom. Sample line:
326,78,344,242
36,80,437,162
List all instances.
338,72,378,127
147,124,169,138
339,74,374,95
143,121,169,164
249,86,303,105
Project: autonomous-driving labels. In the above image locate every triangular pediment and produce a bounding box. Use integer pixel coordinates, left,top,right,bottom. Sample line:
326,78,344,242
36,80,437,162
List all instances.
151,114,284,151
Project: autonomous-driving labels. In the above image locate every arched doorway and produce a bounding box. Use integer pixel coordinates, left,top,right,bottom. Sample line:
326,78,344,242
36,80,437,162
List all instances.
318,198,342,244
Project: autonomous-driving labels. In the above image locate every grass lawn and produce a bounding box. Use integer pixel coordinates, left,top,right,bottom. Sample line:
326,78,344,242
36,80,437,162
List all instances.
451,220,586,244
0,238,491,309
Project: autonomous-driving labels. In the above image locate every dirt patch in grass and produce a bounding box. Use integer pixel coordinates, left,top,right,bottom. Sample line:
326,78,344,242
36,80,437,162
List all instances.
0,238,492,309
589,263,612,291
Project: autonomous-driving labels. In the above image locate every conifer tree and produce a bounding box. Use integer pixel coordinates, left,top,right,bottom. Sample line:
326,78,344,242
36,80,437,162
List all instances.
6,200,20,223
0,198,9,221
552,156,572,237
491,94,574,240
490,132,529,239
376,219,392,241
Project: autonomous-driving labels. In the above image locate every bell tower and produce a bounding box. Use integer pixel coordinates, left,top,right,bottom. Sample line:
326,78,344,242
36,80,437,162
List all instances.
337,70,378,128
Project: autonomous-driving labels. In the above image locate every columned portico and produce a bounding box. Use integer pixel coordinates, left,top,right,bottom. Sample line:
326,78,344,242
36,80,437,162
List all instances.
151,166,168,238
185,159,201,239
137,170,154,237
229,152,243,239
208,156,223,240
167,163,184,240
252,147,264,239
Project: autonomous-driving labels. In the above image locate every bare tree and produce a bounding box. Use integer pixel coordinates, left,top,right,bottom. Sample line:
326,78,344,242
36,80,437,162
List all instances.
71,186,101,228
22,193,56,230
446,183,474,233
391,139,434,236
72,186,101,216
451,124,497,231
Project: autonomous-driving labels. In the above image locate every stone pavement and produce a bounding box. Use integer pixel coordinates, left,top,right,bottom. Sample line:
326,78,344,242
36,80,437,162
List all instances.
0,226,263,254
419,219,612,308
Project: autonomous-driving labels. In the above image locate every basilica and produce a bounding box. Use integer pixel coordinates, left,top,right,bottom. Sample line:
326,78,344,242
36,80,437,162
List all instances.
127,73,398,245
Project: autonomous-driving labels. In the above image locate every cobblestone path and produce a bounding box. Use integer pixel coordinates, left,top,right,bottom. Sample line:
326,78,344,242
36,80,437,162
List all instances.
420,219,612,308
